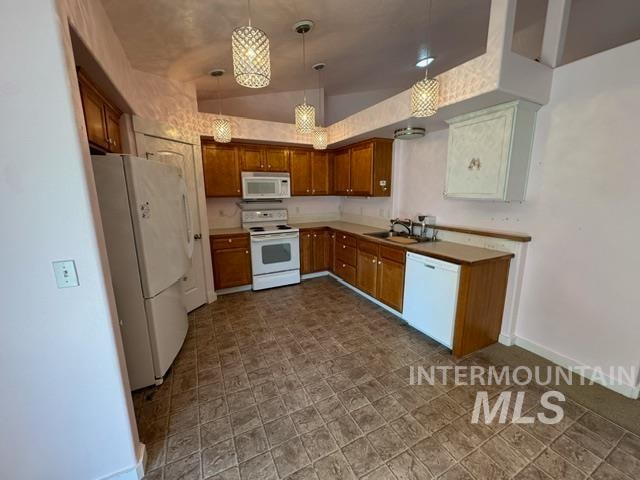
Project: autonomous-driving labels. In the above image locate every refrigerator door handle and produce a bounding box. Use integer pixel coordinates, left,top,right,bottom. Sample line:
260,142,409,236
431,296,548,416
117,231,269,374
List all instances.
181,181,194,260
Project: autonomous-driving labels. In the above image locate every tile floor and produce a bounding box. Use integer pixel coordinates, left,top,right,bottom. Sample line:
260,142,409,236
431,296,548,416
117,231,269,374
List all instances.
134,277,640,480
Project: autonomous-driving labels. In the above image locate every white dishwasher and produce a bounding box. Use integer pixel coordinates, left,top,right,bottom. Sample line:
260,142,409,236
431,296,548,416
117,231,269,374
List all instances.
402,252,461,349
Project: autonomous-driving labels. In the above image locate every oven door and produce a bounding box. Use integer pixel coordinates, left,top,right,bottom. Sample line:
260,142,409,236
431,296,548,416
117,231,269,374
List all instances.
250,233,300,276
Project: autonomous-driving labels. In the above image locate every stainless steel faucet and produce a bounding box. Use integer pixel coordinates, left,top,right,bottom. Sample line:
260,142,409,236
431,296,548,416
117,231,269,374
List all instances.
390,218,413,236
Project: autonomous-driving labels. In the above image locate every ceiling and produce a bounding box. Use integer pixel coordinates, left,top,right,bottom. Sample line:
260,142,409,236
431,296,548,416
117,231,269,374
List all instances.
101,0,640,123
101,0,492,101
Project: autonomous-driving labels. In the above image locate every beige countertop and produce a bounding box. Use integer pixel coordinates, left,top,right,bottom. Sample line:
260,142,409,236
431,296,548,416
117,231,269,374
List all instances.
209,226,247,236
210,220,514,265
292,221,514,265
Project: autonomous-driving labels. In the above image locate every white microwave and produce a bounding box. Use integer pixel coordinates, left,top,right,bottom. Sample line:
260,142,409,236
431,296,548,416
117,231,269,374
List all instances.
241,172,291,200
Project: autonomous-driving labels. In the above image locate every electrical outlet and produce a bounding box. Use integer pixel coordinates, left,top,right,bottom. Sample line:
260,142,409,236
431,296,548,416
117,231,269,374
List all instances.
52,260,79,288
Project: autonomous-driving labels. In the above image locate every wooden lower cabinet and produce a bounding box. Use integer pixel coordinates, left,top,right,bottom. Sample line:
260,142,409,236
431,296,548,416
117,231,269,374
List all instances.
334,233,358,285
300,229,331,274
210,234,251,289
356,239,405,311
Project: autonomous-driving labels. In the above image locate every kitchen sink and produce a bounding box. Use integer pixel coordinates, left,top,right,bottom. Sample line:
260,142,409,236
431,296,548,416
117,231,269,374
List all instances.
364,231,434,244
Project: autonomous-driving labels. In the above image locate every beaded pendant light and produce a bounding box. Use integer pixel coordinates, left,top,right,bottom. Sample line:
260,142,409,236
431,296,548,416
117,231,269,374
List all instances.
312,63,328,150
232,0,271,88
210,69,232,143
411,0,439,117
293,20,315,134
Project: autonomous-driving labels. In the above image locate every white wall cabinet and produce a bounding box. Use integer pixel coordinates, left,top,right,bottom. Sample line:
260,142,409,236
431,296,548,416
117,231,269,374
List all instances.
444,100,539,201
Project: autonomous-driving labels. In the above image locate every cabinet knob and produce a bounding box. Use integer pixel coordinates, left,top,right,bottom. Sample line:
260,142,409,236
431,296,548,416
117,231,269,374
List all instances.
342,245,346,249
228,238,232,243
378,261,382,265
306,189,310,193
312,189,315,193
372,258,377,263
245,250,249,254
237,189,241,193
313,234,317,238
268,164,272,168
342,263,346,267
342,235,346,239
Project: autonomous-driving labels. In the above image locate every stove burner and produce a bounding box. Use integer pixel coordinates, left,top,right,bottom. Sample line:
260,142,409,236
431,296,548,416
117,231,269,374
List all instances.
276,225,291,230
250,227,265,232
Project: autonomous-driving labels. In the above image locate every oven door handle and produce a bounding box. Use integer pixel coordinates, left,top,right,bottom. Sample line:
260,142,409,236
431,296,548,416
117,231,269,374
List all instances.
251,234,299,242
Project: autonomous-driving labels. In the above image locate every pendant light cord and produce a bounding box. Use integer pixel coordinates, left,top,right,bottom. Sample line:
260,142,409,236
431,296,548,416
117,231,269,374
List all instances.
302,32,307,103
425,0,432,79
317,68,323,127
247,0,252,27
217,77,222,116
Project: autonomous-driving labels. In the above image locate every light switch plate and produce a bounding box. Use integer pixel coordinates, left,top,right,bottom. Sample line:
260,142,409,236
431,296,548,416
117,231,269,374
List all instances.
53,260,79,288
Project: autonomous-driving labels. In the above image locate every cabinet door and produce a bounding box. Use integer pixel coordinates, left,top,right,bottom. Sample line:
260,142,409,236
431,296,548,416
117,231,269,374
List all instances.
300,230,314,274
312,230,331,271
265,147,289,172
377,258,405,311
240,145,265,171
356,249,378,297
445,106,515,199
311,151,331,195
333,149,351,195
212,247,251,289
350,143,374,195
290,149,312,196
202,144,241,197
105,105,122,153
79,80,109,150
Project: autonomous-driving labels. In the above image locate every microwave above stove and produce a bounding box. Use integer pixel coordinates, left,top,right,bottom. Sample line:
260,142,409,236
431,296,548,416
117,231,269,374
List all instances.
241,172,291,200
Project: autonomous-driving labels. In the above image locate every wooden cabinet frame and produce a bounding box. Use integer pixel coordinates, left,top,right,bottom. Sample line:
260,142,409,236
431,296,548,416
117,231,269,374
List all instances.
77,69,122,153
201,137,391,198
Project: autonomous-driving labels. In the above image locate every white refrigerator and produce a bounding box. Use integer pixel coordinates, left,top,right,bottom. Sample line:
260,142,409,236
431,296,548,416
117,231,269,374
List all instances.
92,154,194,390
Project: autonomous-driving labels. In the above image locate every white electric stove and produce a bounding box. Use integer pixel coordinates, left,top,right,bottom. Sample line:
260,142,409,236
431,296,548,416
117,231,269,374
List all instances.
241,209,300,290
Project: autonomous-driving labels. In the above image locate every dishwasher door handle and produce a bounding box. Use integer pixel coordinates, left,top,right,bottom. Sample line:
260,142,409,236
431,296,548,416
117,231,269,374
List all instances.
424,264,435,269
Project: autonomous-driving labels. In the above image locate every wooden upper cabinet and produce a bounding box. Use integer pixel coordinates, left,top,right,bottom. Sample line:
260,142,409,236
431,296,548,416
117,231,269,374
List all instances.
264,147,289,171
333,149,351,195
105,105,122,153
240,145,265,171
202,143,241,197
332,139,392,197
350,143,374,195
290,149,312,195
311,151,331,195
77,70,122,153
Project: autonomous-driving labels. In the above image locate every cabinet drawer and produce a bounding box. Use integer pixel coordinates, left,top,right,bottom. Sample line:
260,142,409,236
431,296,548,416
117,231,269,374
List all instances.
335,233,356,247
357,239,379,256
379,245,405,264
335,261,356,285
211,235,249,250
335,244,356,266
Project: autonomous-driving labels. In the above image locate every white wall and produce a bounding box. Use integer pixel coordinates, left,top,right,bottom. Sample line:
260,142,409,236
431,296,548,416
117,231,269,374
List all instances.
393,40,640,392
0,0,139,479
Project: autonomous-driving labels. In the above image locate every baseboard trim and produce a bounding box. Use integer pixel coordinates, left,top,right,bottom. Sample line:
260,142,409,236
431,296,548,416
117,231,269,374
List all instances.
215,284,252,295
327,273,403,319
499,333,515,346
98,443,145,480
514,335,640,400
301,271,330,280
